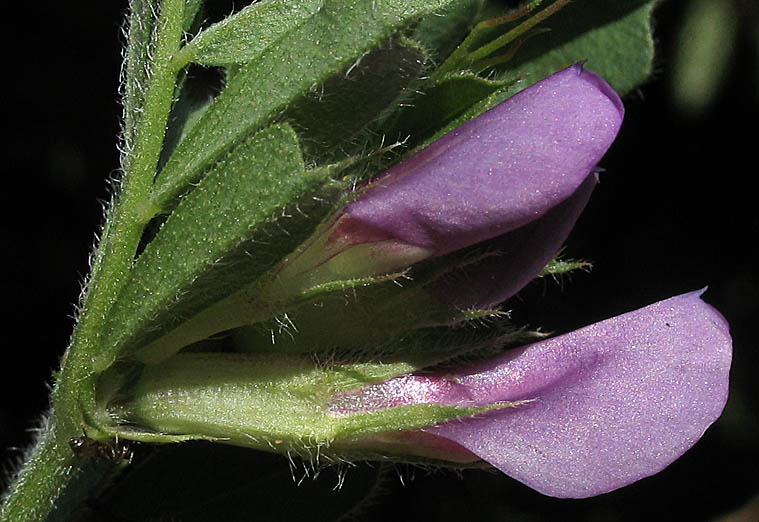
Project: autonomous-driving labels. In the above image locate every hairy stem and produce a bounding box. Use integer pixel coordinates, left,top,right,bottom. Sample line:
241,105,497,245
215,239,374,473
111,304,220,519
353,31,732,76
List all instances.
0,1,185,520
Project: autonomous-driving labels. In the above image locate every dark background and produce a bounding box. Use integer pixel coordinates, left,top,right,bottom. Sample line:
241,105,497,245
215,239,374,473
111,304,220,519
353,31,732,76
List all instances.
3,1,757,520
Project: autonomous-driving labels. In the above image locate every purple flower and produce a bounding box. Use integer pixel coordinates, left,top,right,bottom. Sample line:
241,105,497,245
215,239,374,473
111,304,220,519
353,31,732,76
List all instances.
346,63,623,256
330,290,732,498
275,64,731,498
316,63,623,307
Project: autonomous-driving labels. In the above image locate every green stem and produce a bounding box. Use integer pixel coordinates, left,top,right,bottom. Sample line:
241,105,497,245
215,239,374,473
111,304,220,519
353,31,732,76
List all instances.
465,0,570,65
431,0,569,81
0,1,186,520
0,415,126,522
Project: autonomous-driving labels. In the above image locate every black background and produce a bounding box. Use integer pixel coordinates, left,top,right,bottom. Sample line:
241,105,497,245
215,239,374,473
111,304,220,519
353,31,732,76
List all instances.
2,1,757,520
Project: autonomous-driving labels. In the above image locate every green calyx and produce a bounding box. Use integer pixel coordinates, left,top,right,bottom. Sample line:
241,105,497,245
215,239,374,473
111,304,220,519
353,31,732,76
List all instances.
102,353,504,462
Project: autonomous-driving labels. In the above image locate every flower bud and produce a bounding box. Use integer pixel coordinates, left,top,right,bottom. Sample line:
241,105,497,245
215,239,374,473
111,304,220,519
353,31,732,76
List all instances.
275,63,623,305
345,62,623,259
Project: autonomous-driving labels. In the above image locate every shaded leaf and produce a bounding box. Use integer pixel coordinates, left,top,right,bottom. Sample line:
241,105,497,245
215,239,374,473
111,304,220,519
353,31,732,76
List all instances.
412,0,485,60
399,76,525,153
284,38,426,160
234,269,500,358
498,0,657,95
184,0,205,33
158,81,214,169
383,73,513,146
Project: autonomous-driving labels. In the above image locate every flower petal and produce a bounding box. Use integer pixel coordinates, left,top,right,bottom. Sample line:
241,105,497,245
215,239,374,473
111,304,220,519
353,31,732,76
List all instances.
428,290,732,497
345,63,624,257
430,172,597,309
329,291,732,497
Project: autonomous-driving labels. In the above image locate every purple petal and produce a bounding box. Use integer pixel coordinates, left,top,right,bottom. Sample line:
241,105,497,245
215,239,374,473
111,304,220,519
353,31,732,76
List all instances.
345,63,624,257
430,172,597,309
429,290,732,497
330,291,732,497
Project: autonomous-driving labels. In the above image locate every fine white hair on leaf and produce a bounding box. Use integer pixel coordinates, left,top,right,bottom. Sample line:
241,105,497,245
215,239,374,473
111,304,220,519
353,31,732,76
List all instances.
344,51,366,79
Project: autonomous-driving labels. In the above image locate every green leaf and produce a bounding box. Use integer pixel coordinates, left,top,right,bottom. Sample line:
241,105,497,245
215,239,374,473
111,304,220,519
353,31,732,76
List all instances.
499,0,657,95
183,0,324,66
97,124,341,369
152,0,457,214
283,38,426,160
